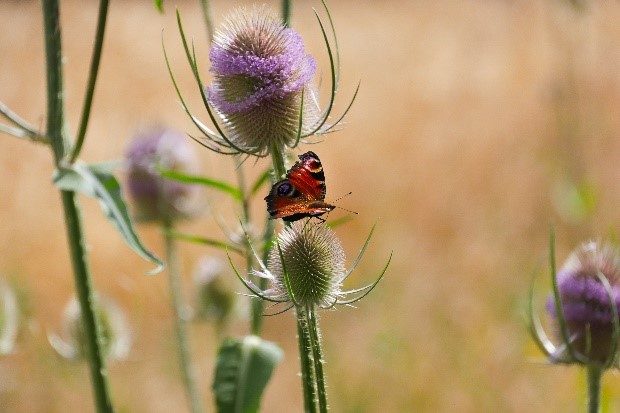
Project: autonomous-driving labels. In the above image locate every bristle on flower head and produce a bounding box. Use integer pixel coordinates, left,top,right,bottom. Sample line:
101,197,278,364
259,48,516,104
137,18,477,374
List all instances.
546,241,620,364
207,6,318,155
125,128,200,223
267,222,345,307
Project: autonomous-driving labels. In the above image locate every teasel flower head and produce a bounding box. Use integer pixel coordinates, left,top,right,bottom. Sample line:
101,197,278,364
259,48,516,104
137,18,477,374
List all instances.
0,280,18,355
529,237,620,368
192,256,236,329
125,128,200,223
49,295,131,362
231,221,391,313
165,4,359,158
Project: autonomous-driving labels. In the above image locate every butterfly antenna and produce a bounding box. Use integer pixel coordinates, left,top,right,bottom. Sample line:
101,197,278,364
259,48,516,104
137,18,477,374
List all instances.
333,191,353,203
335,205,358,216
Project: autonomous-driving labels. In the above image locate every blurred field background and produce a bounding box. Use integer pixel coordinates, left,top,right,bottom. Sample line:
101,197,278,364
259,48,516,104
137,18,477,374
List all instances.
1,0,619,411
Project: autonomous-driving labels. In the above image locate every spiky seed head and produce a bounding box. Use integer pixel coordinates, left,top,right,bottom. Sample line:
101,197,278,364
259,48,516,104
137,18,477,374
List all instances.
208,6,318,155
0,280,18,355
193,257,236,328
546,241,620,365
268,222,346,307
50,295,131,361
125,128,200,223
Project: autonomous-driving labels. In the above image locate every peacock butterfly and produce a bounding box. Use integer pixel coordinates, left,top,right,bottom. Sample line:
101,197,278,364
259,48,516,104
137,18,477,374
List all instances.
265,151,336,222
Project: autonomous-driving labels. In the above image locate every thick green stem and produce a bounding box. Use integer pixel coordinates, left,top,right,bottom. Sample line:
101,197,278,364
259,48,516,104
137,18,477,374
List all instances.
282,0,292,27
42,1,113,412
587,365,602,413
163,222,204,413
296,306,318,413
307,305,328,412
68,0,109,163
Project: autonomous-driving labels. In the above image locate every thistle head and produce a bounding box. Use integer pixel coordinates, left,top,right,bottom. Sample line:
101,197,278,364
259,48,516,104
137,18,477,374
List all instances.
266,222,346,307
49,295,131,361
193,257,236,329
207,6,318,155
125,128,200,223
546,241,620,366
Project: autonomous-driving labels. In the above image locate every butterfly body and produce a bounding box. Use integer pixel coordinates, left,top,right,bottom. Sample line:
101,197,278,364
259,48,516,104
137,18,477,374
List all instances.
265,151,335,222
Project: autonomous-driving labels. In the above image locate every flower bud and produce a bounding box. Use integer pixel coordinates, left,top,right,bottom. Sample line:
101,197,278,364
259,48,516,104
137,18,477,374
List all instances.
268,222,345,307
125,127,200,223
0,280,18,355
546,241,620,364
49,295,131,361
208,6,318,155
193,257,235,328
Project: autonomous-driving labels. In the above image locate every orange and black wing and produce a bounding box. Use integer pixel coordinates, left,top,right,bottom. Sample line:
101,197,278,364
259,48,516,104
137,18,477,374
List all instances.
265,151,335,222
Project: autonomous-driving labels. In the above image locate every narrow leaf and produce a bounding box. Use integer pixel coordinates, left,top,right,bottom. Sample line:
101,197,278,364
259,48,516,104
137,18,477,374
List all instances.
250,169,272,197
170,231,244,256
212,335,283,413
154,0,164,13
53,164,163,274
161,169,242,201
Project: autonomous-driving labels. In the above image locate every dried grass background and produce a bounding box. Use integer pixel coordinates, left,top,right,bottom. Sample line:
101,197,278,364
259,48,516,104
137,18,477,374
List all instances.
1,0,619,411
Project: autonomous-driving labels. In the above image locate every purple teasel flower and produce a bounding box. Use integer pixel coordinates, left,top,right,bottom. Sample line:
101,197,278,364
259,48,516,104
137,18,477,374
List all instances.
166,4,358,157
537,241,620,366
125,128,200,223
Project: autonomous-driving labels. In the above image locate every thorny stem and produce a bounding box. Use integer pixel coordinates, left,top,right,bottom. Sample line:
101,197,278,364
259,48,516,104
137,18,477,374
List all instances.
587,365,602,413
296,305,318,413
163,221,205,413
307,305,328,413
42,1,113,411
68,0,109,163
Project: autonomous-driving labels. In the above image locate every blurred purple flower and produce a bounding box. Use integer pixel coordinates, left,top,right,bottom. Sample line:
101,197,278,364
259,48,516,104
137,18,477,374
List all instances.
207,6,318,155
125,128,200,223
546,241,620,364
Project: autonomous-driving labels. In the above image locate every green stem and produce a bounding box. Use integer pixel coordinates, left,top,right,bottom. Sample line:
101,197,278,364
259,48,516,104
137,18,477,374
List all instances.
587,365,602,413
282,0,292,27
42,1,113,411
296,306,318,413
198,0,214,41
307,305,328,413
163,221,204,413
68,0,109,163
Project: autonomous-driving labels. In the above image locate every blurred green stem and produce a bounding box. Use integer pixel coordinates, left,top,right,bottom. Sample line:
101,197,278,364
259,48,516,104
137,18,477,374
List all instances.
68,0,109,163
163,221,204,413
587,365,602,413
42,0,113,411
198,0,214,41
282,0,292,27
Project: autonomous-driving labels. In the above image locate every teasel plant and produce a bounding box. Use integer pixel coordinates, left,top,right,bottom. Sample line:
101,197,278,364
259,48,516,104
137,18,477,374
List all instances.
125,127,205,413
159,1,389,411
1,1,163,412
528,230,620,413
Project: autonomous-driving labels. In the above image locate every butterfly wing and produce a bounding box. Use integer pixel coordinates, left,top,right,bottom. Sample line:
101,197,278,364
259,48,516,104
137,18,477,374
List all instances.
265,151,335,221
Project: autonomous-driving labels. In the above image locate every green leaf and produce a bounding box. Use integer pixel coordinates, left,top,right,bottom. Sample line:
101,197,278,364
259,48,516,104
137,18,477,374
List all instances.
250,169,272,197
161,169,243,202
169,231,245,256
154,0,164,13
53,163,163,274
212,335,283,413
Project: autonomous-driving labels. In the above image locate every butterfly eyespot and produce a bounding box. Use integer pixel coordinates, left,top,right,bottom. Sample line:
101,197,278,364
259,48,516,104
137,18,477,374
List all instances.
277,182,294,196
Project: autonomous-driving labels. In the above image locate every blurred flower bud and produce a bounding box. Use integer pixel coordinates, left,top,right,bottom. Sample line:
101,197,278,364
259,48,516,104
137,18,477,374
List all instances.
0,280,18,355
546,241,620,365
49,295,131,362
193,257,235,329
125,128,200,223
267,222,346,307
207,6,318,155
